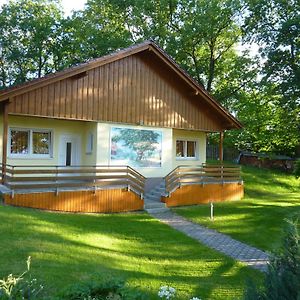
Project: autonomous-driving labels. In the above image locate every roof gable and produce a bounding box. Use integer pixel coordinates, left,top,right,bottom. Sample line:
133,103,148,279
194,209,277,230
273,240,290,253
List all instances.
0,41,242,130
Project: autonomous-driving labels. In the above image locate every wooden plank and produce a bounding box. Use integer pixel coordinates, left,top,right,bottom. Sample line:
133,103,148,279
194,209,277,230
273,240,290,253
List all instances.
136,56,142,124
60,80,66,118
98,66,104,120
164,182,244,207
127,56,133,123
7,174,130,182
93,67,99,120
65,79,72,118
114,61,120,122
11,167,128,175
71,79,77,118
28,90,36,115
87,70,94,120
35,88,42,115
4,189,144,213
108,63,114,122
103,64,109,121
82,75,88,119
76,77,83,119
7,180,129,189
122,57,128,123
54,81,61,117
48,83,55,116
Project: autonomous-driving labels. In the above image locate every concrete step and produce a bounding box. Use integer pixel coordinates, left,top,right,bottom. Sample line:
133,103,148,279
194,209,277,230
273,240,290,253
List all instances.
144,198,160,203
149,189,165,195
144,200,165,208
144,192,163,198
145,203,166,210
145,207,170,214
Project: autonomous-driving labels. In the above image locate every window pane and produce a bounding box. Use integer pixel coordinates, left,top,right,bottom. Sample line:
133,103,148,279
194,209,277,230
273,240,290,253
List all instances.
176,140,184,157
33,131,50,154
187,141,196,157
10,130,29,154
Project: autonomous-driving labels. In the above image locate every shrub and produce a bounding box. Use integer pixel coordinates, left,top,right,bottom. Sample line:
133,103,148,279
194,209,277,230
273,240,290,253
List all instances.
244,218,300,300
0,257,44,300
59,274,148,300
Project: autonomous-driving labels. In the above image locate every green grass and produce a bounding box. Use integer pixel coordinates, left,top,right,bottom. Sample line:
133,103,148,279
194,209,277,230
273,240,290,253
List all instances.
0,205,261,299
174,165,300,252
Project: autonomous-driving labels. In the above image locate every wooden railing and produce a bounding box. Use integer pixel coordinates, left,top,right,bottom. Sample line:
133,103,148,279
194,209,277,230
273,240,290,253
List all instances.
165,163,242,196
0,164,146,198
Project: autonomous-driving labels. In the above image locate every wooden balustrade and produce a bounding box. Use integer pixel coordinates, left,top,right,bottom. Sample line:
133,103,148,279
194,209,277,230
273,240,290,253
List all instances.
165,163,242,196
0,164,145,198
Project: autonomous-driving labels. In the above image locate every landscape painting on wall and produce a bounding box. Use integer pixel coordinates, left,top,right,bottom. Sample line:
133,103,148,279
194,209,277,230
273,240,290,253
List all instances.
110,127,162,168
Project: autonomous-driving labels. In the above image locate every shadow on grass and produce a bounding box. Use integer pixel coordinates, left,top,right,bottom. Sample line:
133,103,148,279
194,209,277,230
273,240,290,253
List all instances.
175,200,300,251
0,205,261,300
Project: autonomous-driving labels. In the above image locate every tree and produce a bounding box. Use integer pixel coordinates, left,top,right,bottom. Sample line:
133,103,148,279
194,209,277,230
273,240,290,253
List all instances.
242,0,300,156
0,0,63,88
55,0,133,68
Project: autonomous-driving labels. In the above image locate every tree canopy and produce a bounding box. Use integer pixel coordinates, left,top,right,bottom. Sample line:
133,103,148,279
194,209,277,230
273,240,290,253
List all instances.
0,0,299,157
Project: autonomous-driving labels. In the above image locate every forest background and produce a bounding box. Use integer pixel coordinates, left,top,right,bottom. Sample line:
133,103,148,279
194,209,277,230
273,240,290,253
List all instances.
0,0,299,156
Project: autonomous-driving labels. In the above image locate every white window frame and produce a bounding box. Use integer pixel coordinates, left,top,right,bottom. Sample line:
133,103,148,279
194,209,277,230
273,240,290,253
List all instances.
86,132,93,154
175,138,199,160
8,127,53,158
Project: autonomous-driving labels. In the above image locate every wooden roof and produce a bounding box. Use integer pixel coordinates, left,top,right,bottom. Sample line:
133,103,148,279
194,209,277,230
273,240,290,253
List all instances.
0,41,242,131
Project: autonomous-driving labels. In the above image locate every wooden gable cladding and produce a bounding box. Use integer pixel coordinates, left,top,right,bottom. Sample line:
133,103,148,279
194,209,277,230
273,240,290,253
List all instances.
8,54,222,131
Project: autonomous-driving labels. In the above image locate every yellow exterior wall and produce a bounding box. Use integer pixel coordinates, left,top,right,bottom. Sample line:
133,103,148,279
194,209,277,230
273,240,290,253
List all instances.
96,123,206,177
4,116,207,177
7,115,97,166
173,129,206,168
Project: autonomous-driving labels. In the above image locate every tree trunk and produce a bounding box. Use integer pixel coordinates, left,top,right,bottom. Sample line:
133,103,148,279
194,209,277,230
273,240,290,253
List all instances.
206,44,215,92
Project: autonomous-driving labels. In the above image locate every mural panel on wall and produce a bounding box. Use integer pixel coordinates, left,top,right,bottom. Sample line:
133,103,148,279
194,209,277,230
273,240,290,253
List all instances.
111,127,162,168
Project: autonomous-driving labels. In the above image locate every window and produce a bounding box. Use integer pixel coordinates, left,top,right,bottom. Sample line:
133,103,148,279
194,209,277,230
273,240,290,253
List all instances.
9,128,52,157
176,139,198,159
10,130,29,154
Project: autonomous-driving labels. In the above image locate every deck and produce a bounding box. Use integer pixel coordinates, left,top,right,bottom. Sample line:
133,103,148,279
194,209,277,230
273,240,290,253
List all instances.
0,163,244,212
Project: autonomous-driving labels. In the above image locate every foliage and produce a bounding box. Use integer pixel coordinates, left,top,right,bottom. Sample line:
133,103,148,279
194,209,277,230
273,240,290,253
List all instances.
0,0,63,87
0,256,44,300
0,0,298,155
244,218,300,300
294,159,300,178
59,275,146,300
241,0,300,156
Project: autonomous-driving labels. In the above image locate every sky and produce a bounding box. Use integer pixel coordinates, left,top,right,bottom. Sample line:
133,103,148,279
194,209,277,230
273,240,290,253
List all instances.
0,0,87,16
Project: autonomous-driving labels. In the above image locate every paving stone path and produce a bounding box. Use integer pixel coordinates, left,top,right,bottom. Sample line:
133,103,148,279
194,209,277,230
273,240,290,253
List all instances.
149,209,269,272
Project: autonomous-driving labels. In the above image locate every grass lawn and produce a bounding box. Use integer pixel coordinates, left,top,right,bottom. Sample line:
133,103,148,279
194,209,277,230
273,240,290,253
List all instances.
0,205,261,300
174,165,300,252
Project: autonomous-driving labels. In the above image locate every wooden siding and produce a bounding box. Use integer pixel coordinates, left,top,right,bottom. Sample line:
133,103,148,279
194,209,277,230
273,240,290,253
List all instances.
4,189,144,213
8,54,223,131
162,182,244,207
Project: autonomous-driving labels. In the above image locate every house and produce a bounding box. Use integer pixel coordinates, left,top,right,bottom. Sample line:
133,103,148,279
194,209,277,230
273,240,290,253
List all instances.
0,41,244,213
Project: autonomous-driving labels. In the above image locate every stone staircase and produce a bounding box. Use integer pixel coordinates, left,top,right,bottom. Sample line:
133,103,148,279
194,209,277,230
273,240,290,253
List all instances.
144,179,169,213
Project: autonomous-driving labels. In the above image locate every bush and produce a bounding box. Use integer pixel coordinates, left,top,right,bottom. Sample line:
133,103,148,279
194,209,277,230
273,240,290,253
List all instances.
59,274,148,300
244,218,300,300
0,257,44,300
